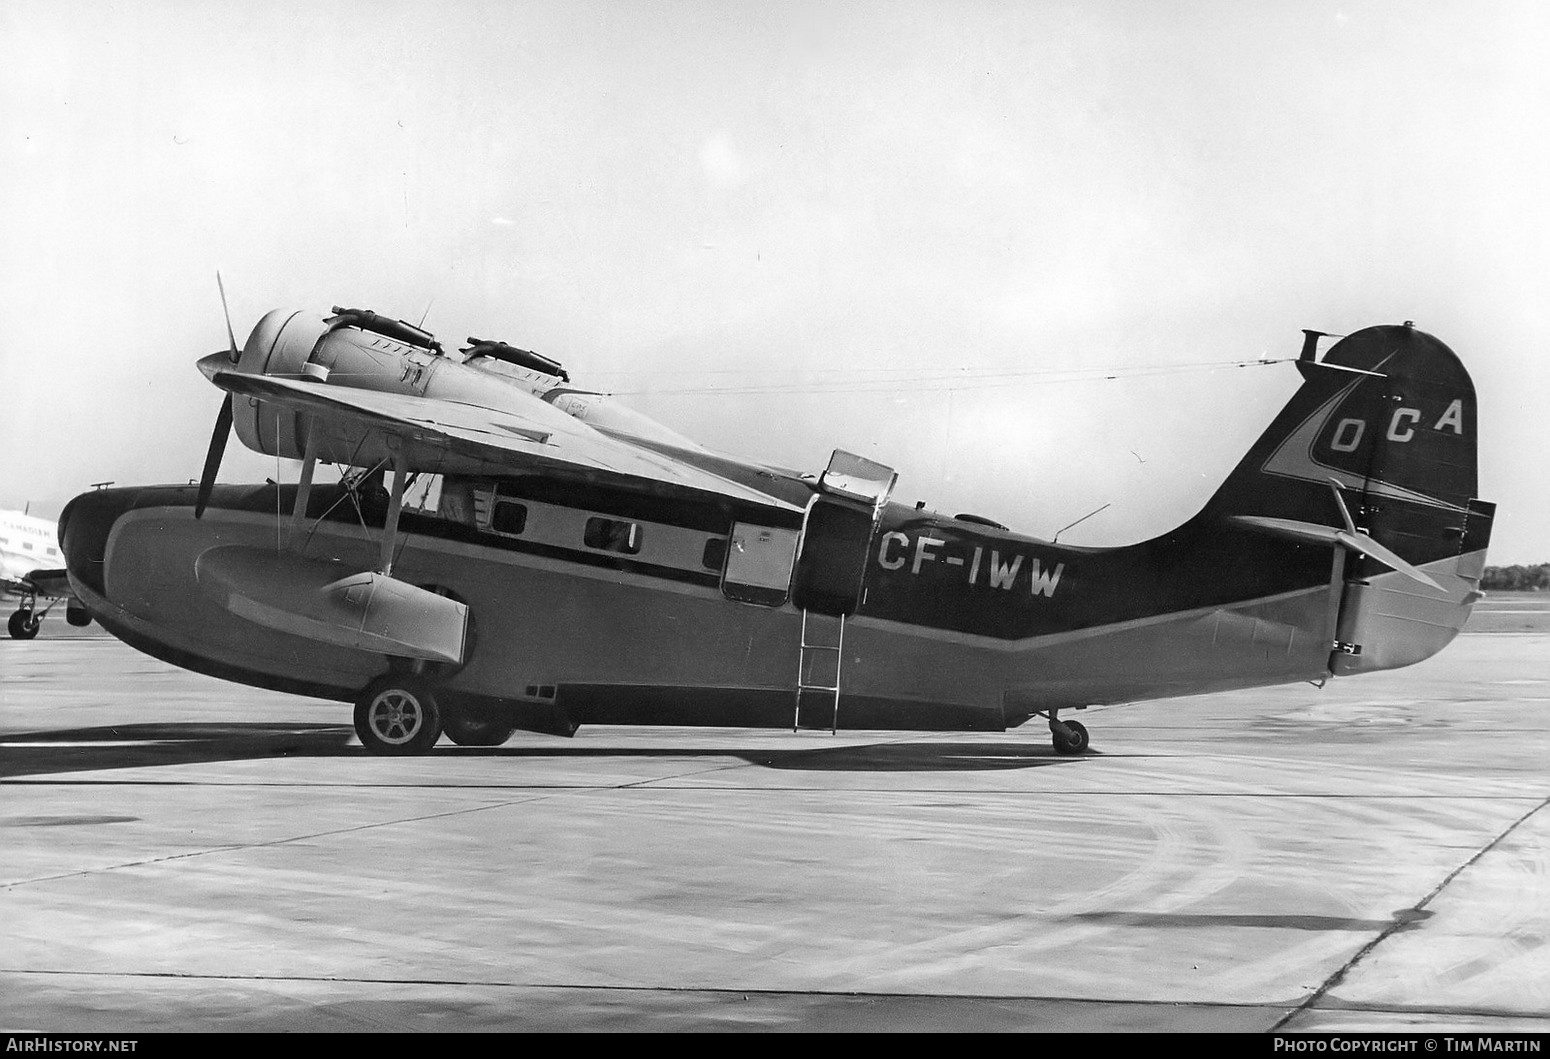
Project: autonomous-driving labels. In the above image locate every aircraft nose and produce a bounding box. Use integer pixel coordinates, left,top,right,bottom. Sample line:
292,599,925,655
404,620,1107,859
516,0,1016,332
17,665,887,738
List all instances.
59,487,145,599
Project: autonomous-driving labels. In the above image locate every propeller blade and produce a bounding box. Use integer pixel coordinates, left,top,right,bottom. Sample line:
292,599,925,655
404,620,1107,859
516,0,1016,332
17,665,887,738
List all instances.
216,271,239,363
194,393,235,519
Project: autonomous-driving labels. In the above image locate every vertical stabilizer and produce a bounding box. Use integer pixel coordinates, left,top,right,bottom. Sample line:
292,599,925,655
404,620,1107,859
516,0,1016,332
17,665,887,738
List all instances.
1205,324,1493,673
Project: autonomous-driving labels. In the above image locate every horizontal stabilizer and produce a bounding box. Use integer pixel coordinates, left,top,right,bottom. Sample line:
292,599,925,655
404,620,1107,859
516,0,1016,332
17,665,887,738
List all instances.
1228,515,1444,592
194,545,467,663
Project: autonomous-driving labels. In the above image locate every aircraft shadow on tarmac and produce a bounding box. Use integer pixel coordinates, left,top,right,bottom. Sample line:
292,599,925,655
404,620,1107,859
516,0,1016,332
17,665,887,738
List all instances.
0,723,1087,779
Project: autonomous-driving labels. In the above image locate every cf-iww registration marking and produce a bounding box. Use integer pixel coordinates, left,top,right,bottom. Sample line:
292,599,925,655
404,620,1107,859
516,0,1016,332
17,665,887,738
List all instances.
877,532,1066,597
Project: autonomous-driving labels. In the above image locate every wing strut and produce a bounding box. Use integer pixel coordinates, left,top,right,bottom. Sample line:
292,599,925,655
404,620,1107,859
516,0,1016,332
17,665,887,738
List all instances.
380,459,408,576
285,424,321,551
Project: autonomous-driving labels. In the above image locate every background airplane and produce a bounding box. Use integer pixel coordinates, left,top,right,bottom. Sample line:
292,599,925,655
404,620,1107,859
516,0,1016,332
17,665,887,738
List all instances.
1,507,90,639
57,305,1493,754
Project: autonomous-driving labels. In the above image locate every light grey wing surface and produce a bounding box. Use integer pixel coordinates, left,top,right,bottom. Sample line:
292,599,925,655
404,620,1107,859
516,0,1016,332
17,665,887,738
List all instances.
210,370,804,512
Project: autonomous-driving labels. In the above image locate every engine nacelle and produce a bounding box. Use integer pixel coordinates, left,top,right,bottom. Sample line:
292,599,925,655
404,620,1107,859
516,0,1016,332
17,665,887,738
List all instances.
231,309,330,459
233,307,482,460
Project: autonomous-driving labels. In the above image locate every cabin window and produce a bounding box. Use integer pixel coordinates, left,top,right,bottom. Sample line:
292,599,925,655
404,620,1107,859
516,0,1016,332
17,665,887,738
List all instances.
437,479,479,526
702,537,728,571
584,517,642,555
491,500,528,536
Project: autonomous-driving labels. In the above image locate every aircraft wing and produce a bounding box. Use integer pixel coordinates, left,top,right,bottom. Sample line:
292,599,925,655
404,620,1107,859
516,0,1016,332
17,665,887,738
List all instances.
210,370,805,513
19,569,71,598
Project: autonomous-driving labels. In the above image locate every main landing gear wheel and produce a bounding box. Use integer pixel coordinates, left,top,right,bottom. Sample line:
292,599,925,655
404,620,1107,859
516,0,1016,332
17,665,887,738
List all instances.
354,676,443,755
443,713,516,747
1051,719,1090,756
8,609,40,640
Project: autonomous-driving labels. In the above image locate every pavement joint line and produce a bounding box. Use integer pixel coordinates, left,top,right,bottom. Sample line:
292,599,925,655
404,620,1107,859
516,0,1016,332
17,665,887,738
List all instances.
609,762,776,790
0,792,564,891
1292,997,1550,1022
0,966,1300,1010
1268,791,1550,1033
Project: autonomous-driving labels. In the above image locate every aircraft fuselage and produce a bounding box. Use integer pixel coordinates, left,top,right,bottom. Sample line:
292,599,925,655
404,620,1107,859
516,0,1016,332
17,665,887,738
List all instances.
57,471,1484,737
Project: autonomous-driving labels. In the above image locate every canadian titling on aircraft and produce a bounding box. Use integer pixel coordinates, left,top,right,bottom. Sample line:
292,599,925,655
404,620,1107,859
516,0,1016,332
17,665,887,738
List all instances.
2,507,90,639
56,291,1494,754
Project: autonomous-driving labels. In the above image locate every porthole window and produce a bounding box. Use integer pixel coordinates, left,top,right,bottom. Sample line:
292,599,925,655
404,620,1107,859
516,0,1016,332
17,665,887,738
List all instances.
491,500,528,536
584,517,642,555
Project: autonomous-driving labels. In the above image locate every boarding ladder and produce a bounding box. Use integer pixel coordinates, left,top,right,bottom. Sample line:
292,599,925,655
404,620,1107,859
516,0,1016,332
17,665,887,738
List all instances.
794,609,846,732
787,450,897,734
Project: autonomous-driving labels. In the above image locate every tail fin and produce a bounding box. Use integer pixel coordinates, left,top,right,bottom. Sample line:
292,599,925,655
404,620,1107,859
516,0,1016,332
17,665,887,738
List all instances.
1206,323,1494,674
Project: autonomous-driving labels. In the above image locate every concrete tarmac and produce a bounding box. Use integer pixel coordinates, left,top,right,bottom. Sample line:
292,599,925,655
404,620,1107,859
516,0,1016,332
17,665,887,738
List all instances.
2,598,1548,1032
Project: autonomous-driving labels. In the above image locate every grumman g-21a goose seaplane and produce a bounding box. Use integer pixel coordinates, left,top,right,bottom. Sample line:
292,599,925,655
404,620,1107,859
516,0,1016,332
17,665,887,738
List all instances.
57,297,1495,754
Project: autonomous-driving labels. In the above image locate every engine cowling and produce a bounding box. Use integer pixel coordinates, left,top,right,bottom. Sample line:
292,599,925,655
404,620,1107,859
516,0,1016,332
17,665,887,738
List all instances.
231,308,330,459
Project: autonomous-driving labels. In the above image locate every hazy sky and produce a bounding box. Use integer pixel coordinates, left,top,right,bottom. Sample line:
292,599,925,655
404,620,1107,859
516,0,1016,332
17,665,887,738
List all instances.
2,1,1545,562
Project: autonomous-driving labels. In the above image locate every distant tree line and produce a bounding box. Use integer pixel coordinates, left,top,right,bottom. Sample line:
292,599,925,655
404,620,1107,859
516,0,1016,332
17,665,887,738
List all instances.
1481,564,1550,591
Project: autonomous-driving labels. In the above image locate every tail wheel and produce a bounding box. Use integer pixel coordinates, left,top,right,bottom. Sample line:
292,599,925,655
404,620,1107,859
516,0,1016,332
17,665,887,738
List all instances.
8,610,40,640
354,675,443,755
1052,719,1090,756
